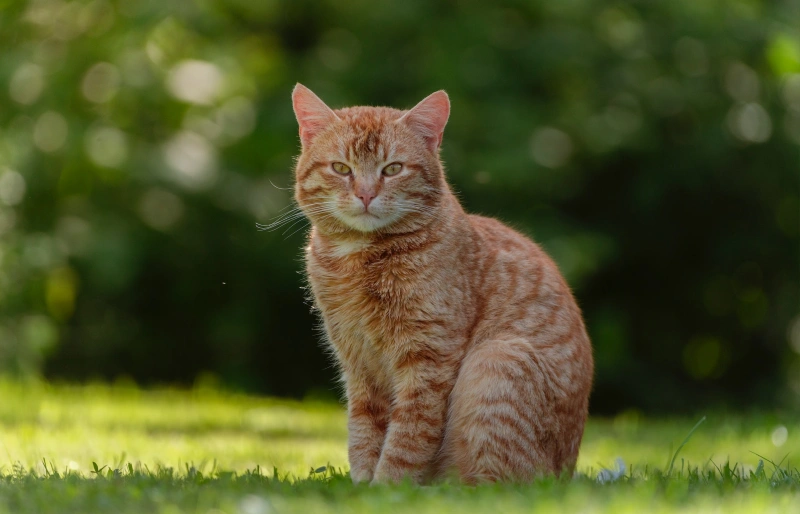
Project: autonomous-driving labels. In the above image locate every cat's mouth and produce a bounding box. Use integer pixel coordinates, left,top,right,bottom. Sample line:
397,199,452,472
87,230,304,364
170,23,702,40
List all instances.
336,208,396,233
352,204,381,218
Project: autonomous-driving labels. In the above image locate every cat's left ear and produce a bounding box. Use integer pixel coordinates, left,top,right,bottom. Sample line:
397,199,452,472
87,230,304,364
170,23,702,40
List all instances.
292,83,340,148
399,90,450,153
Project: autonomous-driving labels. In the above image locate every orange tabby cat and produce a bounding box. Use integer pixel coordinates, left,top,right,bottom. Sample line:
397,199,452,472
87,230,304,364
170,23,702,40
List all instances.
290,84,593,484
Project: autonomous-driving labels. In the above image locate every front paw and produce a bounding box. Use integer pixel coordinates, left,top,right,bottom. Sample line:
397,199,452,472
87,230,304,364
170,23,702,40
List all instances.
369,471,393,486
371,464,416,485
350,467,373,484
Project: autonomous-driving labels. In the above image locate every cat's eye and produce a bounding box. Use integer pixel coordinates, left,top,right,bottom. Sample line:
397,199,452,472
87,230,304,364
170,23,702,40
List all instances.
332,162,351,175
382,163,403,176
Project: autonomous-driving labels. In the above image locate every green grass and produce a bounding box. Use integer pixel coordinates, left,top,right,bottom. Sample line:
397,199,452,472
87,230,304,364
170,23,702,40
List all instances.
0,380,797,513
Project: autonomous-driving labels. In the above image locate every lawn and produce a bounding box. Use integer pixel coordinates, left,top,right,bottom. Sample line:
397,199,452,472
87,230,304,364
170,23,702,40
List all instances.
0,380,797,513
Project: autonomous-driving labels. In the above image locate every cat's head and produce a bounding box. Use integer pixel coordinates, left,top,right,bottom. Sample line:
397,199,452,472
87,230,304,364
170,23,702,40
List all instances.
291,84,450,235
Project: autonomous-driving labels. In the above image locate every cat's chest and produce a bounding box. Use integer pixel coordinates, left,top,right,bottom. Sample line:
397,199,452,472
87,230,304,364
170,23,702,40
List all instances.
309,253,407,325
306,242,422,349
308,259,406,388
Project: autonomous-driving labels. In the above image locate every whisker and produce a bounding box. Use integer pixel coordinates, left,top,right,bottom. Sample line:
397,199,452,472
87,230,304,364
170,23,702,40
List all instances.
257,206,334,231
267,201,331,218
282,210,339,240
268,179,294,191
281,214,319,235
260,204,331,222
284,220,312,240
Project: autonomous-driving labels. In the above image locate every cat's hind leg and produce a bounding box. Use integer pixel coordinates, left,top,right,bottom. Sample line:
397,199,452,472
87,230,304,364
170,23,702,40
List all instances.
436,338,588,483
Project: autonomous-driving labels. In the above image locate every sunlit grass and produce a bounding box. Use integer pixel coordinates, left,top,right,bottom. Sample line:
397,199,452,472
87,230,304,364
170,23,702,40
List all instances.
0,380,348,478
0,380,798,513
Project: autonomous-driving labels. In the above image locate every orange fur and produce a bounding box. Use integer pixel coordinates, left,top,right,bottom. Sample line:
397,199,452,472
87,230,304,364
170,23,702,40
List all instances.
290,84,593,484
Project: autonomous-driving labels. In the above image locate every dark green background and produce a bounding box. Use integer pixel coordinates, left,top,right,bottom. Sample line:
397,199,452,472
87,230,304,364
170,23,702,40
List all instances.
1,0,798,413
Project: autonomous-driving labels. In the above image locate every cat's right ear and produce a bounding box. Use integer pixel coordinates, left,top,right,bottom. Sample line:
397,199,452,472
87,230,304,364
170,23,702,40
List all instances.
292,84,339,148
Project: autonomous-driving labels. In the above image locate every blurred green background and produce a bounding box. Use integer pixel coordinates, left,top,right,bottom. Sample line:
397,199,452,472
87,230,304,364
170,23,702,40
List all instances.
0,0,798,414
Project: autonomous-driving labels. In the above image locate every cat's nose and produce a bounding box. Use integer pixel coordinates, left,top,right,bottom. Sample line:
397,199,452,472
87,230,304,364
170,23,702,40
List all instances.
356,192,376,208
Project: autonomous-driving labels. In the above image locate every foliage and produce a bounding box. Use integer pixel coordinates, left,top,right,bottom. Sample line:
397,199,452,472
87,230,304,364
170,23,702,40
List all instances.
0,382,798,513
0,0,799,411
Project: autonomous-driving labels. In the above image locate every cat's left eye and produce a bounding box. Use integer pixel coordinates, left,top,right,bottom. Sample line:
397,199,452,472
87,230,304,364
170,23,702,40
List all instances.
382,163,403,176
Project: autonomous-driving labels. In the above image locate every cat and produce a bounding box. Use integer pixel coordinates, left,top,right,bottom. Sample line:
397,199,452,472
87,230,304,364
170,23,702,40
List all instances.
289,83,593,484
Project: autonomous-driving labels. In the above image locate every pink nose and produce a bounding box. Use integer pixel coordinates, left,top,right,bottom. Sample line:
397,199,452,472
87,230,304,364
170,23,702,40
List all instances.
357,192,376,208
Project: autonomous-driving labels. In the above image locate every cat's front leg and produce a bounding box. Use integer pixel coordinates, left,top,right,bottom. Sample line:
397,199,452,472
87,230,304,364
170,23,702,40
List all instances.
372,349,455,484
346,377,391,484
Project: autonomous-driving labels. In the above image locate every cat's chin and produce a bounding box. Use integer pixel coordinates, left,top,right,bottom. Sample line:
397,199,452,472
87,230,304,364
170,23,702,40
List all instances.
339,212,395,233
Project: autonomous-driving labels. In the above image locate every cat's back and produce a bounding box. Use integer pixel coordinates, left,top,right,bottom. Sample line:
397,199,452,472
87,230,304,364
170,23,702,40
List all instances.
466,213,561,286
464,213,588,349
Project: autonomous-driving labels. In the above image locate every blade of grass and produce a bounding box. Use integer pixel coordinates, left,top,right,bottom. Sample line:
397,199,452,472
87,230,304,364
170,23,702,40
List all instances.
667,416,706,476
750,451,791,482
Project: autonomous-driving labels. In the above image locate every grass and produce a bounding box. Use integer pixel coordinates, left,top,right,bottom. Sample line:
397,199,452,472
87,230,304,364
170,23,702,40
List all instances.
0,380,797,513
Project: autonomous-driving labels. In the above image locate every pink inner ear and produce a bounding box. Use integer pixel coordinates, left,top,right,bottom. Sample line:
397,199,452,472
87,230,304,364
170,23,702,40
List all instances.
292,84,338,147
400,90,450,152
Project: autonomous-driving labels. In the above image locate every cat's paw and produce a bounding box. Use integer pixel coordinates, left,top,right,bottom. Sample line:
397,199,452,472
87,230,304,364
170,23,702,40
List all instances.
349,468,373,484
371,466,415,485
369,468,395,485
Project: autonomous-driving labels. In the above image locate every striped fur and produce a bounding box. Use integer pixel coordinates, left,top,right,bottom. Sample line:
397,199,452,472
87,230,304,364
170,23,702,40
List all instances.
291,84,593,484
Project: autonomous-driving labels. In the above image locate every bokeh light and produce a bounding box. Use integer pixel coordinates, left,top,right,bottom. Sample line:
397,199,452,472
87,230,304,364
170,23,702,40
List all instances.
9,63,45,105
167,60,224,105
33,111,68,153
137,188,185,232
163,131,218,191
0,169,26,206
530,127,573,169
81,62,120,103
85,125,129,168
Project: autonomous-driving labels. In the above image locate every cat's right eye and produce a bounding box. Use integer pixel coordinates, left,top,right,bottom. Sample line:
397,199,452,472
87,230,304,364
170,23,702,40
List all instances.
332,162,352,175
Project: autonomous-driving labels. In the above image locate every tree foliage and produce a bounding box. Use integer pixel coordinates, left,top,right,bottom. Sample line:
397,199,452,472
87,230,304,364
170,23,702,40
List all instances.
0,0,798,412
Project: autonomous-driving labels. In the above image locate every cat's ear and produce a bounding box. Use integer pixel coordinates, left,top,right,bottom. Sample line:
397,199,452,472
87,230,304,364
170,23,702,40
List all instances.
292,84,339,147
399,90,450,153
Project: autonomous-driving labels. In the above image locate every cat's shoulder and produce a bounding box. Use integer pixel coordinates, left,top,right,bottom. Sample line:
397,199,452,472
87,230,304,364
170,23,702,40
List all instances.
467,214,538,248
465,213,560,270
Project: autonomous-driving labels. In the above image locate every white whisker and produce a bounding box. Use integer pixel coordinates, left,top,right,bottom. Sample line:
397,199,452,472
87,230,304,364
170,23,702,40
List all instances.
257,204,335,232
283,210,339,239
268,179,294,191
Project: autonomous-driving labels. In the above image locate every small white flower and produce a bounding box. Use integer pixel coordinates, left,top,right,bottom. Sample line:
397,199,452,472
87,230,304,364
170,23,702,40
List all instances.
597,457,626,483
